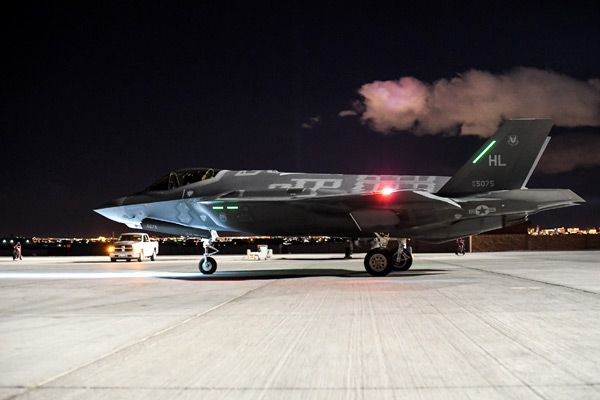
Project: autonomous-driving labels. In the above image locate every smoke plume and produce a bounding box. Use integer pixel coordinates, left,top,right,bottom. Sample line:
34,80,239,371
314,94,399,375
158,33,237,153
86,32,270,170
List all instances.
353,67,600,136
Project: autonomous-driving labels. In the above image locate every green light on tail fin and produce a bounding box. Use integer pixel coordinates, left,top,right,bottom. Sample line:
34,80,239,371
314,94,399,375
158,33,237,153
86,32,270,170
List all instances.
472,140,496,164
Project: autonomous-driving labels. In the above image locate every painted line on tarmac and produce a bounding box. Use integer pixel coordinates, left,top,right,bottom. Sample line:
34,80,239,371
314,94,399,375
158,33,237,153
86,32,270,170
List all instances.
0,271,205,280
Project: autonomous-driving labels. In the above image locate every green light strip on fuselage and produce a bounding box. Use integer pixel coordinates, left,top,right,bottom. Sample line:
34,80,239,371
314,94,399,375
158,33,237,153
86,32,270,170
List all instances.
472,140,497,164
212,205,239,211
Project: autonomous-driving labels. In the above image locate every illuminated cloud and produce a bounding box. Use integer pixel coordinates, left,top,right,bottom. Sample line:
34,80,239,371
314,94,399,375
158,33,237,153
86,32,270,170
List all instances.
338,109,358,117
301,115,321,129
353,67,600,137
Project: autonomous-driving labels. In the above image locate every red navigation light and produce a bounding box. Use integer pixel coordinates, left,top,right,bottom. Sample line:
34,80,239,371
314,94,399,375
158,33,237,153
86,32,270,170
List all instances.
380,187,394,196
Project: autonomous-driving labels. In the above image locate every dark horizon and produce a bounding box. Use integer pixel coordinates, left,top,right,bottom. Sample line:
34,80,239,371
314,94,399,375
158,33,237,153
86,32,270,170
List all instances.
2,1,599,237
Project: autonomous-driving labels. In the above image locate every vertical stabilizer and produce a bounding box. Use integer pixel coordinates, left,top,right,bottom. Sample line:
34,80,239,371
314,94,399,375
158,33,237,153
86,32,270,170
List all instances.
437,119,553,196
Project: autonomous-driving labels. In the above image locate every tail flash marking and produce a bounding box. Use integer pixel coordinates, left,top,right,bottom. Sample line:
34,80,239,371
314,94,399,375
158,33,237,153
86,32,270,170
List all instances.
437,118,554,196
472,140,497,164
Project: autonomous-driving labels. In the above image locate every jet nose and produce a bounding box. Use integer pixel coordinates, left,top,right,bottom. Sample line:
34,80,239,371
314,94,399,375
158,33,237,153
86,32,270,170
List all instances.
94,197,128,222
95,196,127,210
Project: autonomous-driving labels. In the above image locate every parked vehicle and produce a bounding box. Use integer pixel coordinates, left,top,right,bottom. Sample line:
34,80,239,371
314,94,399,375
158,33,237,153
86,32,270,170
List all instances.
108,233,158,262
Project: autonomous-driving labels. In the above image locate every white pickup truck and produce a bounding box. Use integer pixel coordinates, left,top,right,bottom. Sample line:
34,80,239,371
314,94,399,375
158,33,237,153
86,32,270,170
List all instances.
109,233,159,262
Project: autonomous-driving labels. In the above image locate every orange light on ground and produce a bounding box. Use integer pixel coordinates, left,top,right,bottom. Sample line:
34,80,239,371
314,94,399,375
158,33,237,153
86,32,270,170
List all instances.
107,246,115,254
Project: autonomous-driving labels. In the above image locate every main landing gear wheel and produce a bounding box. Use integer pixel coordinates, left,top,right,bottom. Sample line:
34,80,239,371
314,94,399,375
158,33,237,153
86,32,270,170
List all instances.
364,248,393,276
199,256,217,274
393,247,413,271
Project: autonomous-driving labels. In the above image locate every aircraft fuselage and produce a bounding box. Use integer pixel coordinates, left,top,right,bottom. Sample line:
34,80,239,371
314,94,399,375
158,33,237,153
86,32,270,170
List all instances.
95,169,581,241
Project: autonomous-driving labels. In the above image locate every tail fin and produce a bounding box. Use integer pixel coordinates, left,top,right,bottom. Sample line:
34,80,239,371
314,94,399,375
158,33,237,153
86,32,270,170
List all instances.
437,118,552,196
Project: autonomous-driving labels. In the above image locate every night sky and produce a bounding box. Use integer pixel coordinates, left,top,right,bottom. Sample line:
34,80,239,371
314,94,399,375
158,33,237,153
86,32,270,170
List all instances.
2,1,599,237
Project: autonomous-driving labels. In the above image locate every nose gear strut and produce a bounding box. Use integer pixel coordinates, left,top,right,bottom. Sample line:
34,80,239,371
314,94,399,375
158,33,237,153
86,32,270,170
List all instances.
198,230,219,274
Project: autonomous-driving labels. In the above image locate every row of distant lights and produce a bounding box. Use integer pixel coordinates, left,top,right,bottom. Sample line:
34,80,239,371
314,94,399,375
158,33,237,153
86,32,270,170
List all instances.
1,239,30,244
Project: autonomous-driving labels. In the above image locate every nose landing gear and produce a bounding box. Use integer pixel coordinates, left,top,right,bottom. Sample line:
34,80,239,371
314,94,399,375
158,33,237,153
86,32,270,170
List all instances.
198,230,219,274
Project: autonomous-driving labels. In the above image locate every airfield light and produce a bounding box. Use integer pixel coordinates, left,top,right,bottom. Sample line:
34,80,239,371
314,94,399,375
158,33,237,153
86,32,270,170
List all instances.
472,140,496,164
380,187,395,196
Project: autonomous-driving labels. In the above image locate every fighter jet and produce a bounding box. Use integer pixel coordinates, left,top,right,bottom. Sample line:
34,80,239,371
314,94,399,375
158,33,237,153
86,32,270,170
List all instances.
95,118,584,276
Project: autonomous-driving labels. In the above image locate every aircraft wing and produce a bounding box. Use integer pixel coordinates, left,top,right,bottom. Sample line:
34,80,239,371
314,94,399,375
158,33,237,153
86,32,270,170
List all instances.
285,189,462,232
288,189,460,210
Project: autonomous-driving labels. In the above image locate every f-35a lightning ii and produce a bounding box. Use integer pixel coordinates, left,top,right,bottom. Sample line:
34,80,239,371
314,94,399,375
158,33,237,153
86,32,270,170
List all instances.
95,119,584,276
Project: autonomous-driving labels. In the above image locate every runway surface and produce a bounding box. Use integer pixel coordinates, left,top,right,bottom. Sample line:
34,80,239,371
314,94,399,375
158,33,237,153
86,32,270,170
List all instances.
1,252,599,399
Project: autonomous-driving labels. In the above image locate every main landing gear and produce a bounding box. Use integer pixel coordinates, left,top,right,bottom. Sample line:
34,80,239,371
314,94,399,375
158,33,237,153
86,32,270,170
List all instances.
198,231,219,274
363,235,413,276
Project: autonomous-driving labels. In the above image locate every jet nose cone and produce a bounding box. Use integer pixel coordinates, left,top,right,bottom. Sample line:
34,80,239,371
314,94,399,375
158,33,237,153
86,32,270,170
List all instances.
95,196,127,210
94,197,128,221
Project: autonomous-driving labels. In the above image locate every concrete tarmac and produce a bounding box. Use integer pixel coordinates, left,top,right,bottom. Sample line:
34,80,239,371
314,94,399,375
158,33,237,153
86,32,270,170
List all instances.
0,251,599,399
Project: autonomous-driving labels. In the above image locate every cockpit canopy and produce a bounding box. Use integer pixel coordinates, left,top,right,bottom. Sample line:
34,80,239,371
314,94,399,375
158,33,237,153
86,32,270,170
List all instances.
146,168,220,191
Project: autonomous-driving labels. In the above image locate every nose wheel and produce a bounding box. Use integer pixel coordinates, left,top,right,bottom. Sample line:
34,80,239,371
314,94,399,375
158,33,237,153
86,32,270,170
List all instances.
199,256,217,274
198,231,219,274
